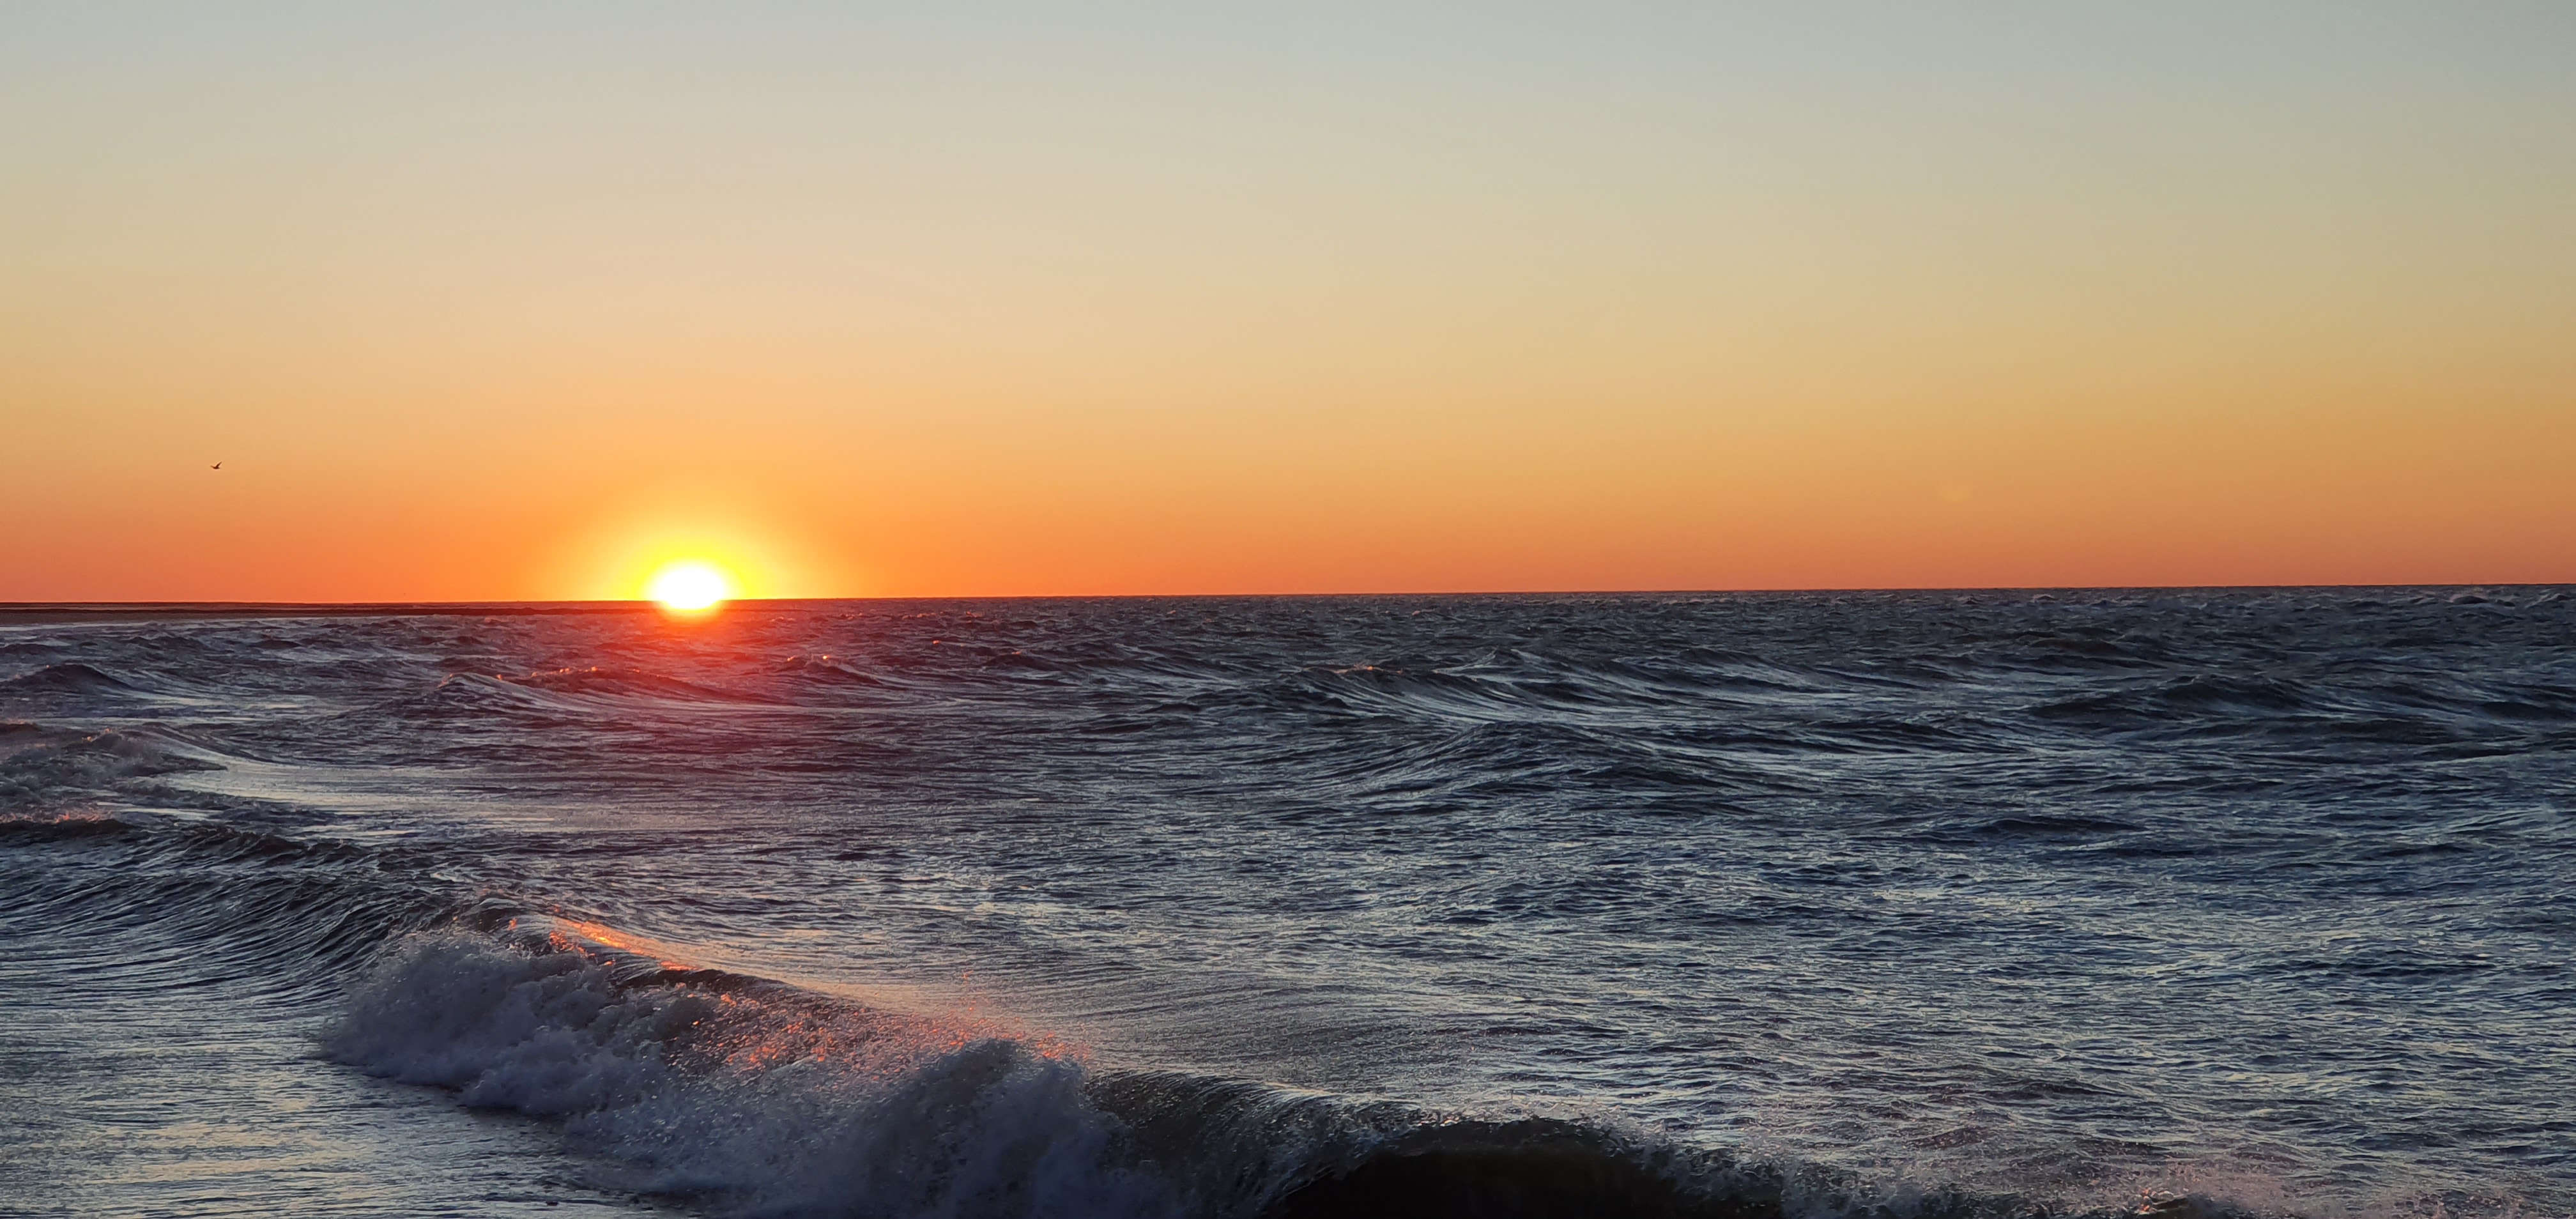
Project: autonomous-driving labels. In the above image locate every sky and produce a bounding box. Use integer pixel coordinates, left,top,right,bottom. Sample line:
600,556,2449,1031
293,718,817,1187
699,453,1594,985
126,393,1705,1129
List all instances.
4,3,2572,600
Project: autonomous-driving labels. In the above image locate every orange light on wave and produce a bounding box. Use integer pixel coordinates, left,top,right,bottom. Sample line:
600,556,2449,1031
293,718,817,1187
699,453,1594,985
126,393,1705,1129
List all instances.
553,919,690,969
538,917,1098,1077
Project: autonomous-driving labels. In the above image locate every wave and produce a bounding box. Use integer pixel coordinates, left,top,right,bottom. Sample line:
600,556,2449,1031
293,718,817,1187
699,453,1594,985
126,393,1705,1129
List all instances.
0,661,140,696
413,667,797,725
0,652,236,703
325,927,1940,1219
3,811,2282,1219
12,811,1184,1216
777,654,887,687
327,927,1179,1218
319,917,2274,1219
1272,652,1831,725
0,720,218,804
501,664,755,703
0,806,134,839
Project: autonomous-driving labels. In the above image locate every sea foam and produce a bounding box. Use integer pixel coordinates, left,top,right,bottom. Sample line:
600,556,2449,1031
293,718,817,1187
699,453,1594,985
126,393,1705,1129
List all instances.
325,928,1180,1219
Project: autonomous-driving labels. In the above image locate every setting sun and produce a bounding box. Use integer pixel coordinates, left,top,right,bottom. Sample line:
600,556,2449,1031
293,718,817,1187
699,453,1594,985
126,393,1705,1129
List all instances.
643,560,734,611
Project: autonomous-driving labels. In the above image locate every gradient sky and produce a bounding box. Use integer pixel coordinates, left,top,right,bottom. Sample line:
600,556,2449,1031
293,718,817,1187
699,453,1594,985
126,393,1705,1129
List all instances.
5,3,2572,599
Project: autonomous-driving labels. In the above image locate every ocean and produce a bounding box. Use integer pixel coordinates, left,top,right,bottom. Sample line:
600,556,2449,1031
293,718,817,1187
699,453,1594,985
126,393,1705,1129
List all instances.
2,590,2568,1218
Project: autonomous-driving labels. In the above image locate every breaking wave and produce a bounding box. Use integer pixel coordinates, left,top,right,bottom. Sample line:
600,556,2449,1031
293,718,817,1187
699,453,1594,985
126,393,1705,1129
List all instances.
325,937,2326,1219
323,923,2074,1219
327,928,1176,1219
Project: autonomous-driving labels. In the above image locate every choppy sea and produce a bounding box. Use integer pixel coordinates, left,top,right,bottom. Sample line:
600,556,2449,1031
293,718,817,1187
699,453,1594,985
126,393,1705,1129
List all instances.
2,590,2570,1218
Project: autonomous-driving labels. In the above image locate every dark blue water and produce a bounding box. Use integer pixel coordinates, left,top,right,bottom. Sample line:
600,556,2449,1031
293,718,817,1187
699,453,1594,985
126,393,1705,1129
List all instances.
3,591,2570,1218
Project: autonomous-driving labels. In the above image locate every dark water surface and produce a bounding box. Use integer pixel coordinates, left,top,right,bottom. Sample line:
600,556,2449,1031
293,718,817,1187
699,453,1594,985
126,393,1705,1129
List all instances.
3,591,2570,1218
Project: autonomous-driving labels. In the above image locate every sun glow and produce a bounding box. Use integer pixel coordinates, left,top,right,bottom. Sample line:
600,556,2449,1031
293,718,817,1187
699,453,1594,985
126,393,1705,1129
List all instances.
643,560,735,611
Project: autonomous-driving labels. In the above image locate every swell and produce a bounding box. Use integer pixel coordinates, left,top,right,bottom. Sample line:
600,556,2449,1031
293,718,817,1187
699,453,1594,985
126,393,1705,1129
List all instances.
0,661,141,696
0,720,222,806
0,812,488,1009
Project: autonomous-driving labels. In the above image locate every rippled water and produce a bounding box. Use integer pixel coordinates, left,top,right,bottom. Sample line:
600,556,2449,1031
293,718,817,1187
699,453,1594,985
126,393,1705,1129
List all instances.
3,591,2570,1218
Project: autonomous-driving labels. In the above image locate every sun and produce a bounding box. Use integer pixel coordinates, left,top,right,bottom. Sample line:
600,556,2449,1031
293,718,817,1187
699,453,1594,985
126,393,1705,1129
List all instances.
643,560,735,612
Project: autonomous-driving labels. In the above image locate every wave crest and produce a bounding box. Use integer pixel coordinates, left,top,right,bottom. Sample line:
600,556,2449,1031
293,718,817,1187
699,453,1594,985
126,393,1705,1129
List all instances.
325,928,1181,1219
0,661,140,696
0,720,217,803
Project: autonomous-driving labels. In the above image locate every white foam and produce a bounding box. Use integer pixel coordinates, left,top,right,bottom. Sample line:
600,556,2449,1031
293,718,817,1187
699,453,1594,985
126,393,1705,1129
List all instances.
325,930,1181,1219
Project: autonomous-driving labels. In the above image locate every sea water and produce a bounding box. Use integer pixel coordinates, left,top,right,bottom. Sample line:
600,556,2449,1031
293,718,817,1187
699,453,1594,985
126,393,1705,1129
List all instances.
2,591,2569,1217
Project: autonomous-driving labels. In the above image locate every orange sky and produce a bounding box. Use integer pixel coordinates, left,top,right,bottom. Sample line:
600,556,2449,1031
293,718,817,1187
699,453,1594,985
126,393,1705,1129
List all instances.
4,5,2571,600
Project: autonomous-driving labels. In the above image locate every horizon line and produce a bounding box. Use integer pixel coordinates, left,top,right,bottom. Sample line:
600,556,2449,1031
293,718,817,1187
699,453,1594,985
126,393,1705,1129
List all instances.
2,579,2566,619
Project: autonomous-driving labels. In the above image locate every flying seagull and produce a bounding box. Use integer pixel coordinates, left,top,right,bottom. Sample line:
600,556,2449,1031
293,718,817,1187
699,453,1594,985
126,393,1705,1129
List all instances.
210,461,223,470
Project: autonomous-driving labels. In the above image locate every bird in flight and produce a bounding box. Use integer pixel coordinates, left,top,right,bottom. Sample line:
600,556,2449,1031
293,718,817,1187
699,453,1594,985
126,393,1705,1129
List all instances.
210,461,223,470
